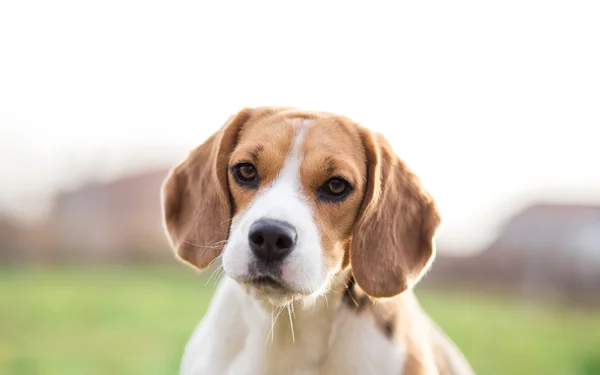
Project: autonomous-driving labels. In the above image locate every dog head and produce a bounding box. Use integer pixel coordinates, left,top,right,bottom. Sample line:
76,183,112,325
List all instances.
161,107,440,305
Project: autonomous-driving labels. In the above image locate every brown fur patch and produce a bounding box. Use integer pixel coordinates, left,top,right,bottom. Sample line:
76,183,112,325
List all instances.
228,118,297,214
350,128,441,298
299,118,367,273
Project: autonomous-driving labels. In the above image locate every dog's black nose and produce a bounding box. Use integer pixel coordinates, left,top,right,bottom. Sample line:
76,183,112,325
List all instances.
248,219,296,262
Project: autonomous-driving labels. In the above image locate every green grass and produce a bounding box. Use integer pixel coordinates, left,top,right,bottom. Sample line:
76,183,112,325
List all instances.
1,266,599,375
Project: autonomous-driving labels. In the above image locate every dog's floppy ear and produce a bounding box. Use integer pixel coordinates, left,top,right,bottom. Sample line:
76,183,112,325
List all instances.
350,128,441,298
160,109,255,270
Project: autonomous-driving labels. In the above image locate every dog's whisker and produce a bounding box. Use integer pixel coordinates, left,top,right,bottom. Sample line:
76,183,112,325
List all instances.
306,272,316,295
270,307,276,346
206,265,224,286
220,218,234,226
212,267,226,287
265,307,275,348
269,306,285,347
205,254,223,270
265,306,282,347
301,276,318,311
286,305,296,344
183,240,228,250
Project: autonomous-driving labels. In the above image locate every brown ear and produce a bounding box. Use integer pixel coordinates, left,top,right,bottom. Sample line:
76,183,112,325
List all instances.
350,128,441,298
160,109,253,270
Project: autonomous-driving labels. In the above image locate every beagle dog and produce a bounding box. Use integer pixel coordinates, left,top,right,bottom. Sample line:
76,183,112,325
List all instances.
161,107,475,375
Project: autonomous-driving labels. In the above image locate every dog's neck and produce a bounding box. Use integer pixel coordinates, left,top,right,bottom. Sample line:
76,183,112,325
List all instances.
228,269,419,374
237,269,352,364
198,269,427,375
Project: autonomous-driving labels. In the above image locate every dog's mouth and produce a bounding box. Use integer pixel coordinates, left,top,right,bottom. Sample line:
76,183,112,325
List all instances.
231,272,322,306
248,275,286,289
239,274,307,306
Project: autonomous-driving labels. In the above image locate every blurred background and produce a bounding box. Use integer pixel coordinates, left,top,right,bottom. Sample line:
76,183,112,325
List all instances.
1,1,599,374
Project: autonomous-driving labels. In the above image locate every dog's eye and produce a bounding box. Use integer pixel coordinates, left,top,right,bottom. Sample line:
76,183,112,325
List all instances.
327,178,347,195
318,177,353,202
232,163,259,187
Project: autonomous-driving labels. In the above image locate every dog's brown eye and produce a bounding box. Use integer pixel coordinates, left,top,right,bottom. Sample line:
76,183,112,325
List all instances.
232,163,259,187
327,178,347,195
318,177,353,202
238,164,257,180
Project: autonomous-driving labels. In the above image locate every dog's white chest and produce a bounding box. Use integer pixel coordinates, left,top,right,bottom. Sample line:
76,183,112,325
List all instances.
180,279,404,375
226,307,404,375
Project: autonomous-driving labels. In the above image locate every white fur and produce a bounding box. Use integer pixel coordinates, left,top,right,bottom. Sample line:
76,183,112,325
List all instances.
180,276,405,375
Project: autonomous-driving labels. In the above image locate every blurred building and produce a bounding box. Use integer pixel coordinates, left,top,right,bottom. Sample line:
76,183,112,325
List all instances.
0,216,23,264
49,169,172,263
428,202,600,303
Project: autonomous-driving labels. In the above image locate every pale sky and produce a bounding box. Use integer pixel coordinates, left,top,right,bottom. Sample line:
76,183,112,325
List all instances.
1,0,599,251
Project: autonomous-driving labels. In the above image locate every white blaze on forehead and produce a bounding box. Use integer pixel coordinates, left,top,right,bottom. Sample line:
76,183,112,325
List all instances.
244,118,315,222
222,118,326,295
272,119,311,204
